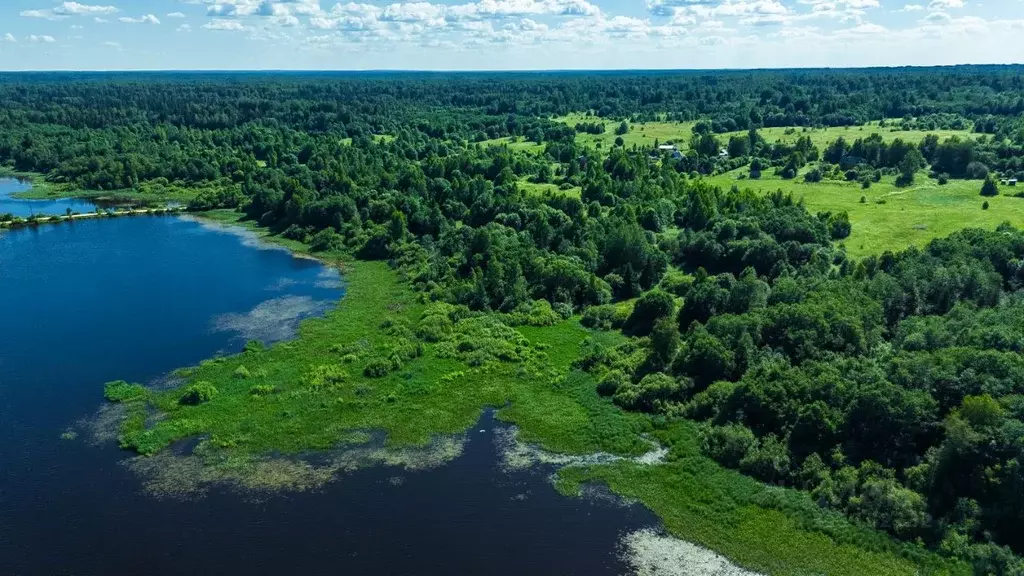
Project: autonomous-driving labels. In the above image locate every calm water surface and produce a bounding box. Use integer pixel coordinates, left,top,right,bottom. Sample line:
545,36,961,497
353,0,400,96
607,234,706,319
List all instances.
0,177,98,218
0,215,654,575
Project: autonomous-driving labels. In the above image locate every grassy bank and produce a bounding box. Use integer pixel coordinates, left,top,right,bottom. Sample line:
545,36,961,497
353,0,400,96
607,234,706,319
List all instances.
107,209,967,575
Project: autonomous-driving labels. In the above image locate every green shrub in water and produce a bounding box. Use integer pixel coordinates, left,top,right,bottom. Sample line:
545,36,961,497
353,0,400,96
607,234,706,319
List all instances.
179,381,217,405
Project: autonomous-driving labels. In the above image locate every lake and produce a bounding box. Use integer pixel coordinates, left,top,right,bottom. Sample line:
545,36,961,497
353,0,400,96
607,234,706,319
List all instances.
0,177,99,218
0,215,656,575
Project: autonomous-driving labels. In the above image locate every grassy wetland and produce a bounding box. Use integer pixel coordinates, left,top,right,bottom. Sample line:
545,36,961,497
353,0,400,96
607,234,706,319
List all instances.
101,210,968,575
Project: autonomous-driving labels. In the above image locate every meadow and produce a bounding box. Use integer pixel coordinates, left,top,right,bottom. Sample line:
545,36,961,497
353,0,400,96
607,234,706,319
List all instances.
704,167,1024,257
718,122,977,149
554,113,697,150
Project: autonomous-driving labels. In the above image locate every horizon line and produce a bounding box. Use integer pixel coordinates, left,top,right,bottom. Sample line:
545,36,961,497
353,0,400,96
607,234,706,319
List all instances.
1,63,1023,74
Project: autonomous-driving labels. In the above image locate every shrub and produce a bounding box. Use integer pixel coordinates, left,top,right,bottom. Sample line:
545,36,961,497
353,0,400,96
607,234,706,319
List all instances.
983,201,990,210
803,167,823,183
597,370,628,396
938,173,949,185
508,299,562,327
623,290,676,336
243,340,264,353
249,384,276,396
739,433,791,483
613,373,683,411
581,304,630,330
179,381,217,405
364,356,400,378
552,302,574,319
233,365,251,379
700,424,757,468
104,380,147,403
302,364,348,389
980,176,999,197
310,228,344,252
966,161,989,180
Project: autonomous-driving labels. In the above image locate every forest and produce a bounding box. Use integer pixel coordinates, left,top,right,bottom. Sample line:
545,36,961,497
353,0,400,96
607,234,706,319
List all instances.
4,67,1024,574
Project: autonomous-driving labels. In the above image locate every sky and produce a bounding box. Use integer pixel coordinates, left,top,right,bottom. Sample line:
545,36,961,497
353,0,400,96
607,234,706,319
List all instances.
0,0,1022,70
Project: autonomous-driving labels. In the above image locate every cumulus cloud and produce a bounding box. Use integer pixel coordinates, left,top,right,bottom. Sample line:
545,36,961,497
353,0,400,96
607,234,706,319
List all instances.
900,3,925,10
203,19,247,30
21,2,119,20
923,10,952,20
2,33,16,43
119,14,161,24
26,34,57,42
177,23,193,31
928,0,964,8
167,12,186,18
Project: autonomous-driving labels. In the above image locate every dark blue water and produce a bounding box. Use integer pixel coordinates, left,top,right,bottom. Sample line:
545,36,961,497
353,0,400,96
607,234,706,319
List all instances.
0,216,655,576
0,177,98,218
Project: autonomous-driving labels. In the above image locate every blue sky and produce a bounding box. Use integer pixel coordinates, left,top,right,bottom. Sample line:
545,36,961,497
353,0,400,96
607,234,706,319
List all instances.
1,0,1021,69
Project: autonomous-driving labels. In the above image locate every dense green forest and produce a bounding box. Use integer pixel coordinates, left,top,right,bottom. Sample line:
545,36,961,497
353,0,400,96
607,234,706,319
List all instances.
5,67,1024,574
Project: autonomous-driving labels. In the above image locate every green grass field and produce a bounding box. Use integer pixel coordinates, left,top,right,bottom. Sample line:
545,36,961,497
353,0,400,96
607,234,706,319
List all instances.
705,167,1023,257
554,115,974,154
554,113,696,150
517,178,581,198
719,122,976,150
478,136,547,155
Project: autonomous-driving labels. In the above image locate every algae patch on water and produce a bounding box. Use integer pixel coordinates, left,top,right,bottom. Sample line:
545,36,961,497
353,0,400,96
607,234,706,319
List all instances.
123,432,465,500
620,528,763,576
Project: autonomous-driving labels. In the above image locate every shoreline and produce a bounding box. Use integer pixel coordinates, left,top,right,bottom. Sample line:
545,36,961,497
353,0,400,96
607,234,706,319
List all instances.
0,207,186,229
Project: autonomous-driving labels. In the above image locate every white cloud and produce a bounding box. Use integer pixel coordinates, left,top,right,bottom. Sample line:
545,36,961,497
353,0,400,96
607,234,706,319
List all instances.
900,3,925,10
167,12,186,18
21,2,120,20
923,10,952,20
119,14,161,24
26,34,57,43
2,33,16,43
928,0,964,7
203,19,247,30
94,17,108,23
177,23,193,31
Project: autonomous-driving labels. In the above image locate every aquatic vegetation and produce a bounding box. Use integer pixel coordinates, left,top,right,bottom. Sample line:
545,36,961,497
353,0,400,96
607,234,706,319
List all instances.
104,380,147,403
619,528,761,576
179,382,217,405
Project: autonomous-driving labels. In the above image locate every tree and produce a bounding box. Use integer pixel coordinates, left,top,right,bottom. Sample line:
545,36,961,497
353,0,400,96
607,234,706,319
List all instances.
651,317,681,366
981,176,999,197
614,136,624,147
624,289,675,336
728,135,749,158
615,121,629,135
